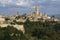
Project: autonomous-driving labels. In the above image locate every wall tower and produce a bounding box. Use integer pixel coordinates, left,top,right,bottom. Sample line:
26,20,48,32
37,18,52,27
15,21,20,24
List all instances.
35,6,39,15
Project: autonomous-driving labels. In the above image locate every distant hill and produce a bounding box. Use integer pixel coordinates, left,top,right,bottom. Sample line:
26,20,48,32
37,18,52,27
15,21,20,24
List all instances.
49,14,60,18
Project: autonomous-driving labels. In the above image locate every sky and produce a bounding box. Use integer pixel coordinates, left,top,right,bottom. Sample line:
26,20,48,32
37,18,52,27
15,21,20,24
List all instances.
0,0,60,16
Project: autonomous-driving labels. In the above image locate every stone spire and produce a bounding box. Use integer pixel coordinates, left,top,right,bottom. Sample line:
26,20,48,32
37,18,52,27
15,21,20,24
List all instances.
35,6,39,15
44,13,47,17
16,11,19,16
39,12,43,17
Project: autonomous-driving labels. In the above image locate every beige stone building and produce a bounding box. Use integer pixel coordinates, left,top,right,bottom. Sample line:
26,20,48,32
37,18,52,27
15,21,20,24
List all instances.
0,24,25,33
28,6,48,22
28,6,60,22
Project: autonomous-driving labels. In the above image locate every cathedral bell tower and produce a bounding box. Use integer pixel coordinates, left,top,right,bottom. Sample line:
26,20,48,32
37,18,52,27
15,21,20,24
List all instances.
35,6,39,15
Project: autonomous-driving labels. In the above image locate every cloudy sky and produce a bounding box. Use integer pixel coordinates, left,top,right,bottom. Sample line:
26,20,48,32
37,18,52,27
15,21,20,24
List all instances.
0,0,60,16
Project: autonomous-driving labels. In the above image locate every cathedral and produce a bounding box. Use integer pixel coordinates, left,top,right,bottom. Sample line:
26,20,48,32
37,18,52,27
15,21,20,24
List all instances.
28,6,48,21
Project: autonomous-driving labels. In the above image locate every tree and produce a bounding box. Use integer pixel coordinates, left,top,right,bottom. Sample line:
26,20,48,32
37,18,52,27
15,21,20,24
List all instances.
0,26,28,40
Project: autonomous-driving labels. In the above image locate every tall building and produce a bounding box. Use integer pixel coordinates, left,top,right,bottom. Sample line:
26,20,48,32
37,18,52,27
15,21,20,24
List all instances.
39,12,43,17
35,6,43,17
35,6,39,15
44,13,47,17
16,11,19,16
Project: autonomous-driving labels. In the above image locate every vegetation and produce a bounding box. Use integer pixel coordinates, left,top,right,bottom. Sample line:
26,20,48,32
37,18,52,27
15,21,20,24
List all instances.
24,19,60,40
5,18,10,21
0,26,28,40
0,18,60,40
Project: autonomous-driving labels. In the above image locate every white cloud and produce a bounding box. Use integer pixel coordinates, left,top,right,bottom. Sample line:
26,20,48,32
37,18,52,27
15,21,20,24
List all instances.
0,0,12,4
0,0,34,7
0,0,60,7
0,0,13,7
16,0,29,6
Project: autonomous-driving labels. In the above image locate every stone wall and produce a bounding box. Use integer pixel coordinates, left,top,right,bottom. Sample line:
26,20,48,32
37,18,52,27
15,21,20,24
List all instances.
0,24,25,33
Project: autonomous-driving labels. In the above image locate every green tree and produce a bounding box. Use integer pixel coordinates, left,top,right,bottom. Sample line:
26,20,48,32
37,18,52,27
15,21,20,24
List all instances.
0,26,28,40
